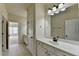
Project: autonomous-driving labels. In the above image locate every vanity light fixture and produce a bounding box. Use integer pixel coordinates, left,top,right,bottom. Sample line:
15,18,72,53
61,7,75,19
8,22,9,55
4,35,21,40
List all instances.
60,8,66,11
58,3,64,8
59,3,66,11
48,8,52,14
55,6,59,14
48,3,66,15
52,5,57,11
51,13,54,15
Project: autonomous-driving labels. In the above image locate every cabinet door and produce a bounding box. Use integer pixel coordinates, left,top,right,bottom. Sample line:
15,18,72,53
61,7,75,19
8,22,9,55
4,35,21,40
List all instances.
37,42,47,56
55,48,73,56
41,42,57,56
47,51,56,56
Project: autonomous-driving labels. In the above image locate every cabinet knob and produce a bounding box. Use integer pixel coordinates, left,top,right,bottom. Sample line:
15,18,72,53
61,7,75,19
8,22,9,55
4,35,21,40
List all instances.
63,55,66,56
48,54,50,56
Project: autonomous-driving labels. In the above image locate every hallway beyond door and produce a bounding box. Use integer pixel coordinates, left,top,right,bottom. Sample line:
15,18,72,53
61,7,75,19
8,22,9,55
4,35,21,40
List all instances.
9,22,18,46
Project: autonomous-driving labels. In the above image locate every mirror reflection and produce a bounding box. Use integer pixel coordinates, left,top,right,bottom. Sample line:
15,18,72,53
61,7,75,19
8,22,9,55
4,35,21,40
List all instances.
44,3,79,41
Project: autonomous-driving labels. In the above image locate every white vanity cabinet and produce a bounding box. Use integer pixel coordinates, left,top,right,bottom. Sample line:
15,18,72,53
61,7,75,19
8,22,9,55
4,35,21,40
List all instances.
37,40,74,56
37,41,56,56
54,48,73,56
37,41,48,56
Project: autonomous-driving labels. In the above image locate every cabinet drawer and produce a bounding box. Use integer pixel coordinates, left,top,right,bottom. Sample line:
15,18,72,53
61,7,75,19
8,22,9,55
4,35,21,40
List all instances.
47,51,57,56
41,42,55,52
55,48,73,56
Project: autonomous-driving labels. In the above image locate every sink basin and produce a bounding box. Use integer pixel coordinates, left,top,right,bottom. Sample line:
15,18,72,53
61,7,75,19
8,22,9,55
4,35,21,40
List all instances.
48,40,68,47
48,41,59,45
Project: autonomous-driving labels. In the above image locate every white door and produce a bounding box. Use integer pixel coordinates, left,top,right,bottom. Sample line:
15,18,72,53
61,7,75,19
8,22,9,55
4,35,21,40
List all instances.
65,19,79,41
0,14,2,55
27,17,34,55
27,5,36,56
2,16,6,52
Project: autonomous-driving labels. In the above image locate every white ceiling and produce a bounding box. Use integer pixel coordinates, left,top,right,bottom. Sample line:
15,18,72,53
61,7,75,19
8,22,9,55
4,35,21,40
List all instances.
5,3,31,18
5,3,75,18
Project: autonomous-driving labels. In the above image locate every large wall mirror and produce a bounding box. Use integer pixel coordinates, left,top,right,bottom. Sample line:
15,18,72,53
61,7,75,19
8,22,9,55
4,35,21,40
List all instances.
44,3,79,41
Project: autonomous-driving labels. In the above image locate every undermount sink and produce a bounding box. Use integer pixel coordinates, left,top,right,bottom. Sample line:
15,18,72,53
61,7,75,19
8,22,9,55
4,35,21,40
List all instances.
48,41,59,45
48,40,69,48
48,40,66,46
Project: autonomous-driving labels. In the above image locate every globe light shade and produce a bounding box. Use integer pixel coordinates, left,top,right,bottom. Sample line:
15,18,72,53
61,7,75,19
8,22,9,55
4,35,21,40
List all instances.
48,9,52,14
58,3,64,8
55,10,59,14
51,13,54,15
60,8,66,11
52,7,57,11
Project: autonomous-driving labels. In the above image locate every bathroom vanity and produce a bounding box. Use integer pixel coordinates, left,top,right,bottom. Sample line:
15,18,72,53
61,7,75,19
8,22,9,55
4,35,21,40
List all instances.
36,38,79,56
35,4,79,56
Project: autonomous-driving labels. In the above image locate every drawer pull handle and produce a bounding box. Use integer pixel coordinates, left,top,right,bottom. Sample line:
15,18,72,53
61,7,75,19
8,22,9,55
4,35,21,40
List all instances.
63,55,66,56
48,54,50,56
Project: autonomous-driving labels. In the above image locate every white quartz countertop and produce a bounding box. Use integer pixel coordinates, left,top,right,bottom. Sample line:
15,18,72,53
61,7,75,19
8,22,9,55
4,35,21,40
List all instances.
36,37,79,56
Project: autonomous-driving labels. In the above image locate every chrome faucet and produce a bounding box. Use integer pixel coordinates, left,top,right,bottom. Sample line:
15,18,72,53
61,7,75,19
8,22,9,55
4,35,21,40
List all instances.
53,36,59,42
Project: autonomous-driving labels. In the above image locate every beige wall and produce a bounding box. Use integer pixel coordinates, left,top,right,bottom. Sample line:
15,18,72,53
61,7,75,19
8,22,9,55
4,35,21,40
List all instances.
0,4,8,56
44,4,51,38
35,3,45,38
0,4,8,19
78,3,79,16
51,4,78,38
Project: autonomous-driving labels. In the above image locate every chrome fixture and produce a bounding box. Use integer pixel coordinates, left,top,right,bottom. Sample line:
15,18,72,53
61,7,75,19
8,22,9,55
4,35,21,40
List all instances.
48,3,66,15
48,8,52,15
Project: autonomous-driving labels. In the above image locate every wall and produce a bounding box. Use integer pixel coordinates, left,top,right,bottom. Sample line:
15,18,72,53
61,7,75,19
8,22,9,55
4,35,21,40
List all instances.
0,4,8,56
20,18,27,43
51,4,78,38
8,14,27,44
35,4,45,38
0,4,8,20
78,3,79,16
44,4,51,38
0,13,2,56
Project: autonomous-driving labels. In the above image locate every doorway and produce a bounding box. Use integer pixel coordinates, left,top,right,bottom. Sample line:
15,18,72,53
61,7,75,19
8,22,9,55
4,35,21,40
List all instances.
8,22,18,47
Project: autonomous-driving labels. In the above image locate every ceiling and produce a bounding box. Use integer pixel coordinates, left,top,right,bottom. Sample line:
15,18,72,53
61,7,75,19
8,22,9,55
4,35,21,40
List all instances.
5,3,59,18
5,3,31,18
5,3,75,18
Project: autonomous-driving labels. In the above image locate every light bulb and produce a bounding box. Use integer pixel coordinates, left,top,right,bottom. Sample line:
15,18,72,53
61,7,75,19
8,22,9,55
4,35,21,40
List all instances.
55,10,59,14
58,3,64,8
48,8,52,14
52,7,57,11
48,9,51,14
60,8,66,11
51,13,54,15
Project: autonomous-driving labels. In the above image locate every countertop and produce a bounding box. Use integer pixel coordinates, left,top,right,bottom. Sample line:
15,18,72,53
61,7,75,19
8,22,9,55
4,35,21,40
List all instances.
36,37,79,56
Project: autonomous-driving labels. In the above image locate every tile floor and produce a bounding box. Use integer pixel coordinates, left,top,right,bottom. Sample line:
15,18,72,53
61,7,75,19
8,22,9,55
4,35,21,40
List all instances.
3,43,32,56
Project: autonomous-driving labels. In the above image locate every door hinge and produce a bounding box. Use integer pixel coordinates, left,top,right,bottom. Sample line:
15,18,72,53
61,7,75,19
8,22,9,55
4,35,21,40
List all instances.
2,33,4,35
2,44,4,47
2,20,4,23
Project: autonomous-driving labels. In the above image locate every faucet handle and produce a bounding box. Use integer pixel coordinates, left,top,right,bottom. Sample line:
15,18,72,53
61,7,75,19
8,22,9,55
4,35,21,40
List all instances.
53,37,57,42
57,36,59,38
